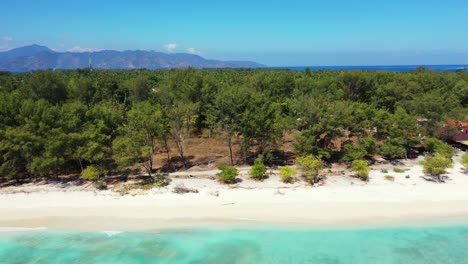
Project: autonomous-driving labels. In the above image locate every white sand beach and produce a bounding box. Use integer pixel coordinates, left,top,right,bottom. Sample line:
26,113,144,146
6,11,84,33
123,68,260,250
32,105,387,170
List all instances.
1,153,468,231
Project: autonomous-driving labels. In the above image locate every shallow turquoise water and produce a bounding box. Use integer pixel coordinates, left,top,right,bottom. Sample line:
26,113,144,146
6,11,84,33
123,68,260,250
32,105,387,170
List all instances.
1,224,468,264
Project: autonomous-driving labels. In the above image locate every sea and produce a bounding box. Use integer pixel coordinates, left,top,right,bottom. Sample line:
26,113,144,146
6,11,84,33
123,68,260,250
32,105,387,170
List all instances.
1,224,468,263
279,65,468,72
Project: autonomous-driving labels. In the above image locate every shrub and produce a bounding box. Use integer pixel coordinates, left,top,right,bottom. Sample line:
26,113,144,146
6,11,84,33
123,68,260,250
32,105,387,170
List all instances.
279,166,297,183
393,168,407,173
384,175,395,182
250,155,267,180
381,169,388,173
424,137,440,153
424,137,454,159
351,160,369,181
217,165,239,184
342,142,366,162
297,155,323,184
462,152,468,168
81,165,105,182
435,143,454,159
420,155,453,178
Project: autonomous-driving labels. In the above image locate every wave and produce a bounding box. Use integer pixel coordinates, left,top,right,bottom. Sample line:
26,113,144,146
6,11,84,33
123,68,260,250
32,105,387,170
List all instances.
0,227,48,232
101,230,124,237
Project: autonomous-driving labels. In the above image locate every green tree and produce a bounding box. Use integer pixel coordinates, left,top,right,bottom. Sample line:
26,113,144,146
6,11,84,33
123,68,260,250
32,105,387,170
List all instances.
217,165,239,184
239,92,281,159
461,153,468,168
122,75,152,103
279,166,297,183
168,102,198,167
351,160,370,181
420,155,453,180
297,155,323,184
434,143,455,159
342,142,367,162
214,85,249,165
424,137,441,153
250,155,267,180
112,102,168,178
81,165,105,182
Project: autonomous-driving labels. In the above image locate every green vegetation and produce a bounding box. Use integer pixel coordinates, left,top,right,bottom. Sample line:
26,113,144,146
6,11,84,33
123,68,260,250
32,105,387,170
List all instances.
217,166,239,184
384,175,395,182
81,165,105,182
351,160,370,181
0,68,466,182
279,166,297,183
297,155,323,184
462,153,468,168
420,155,453,178
381,169,388,173
250,155,267,180
424,137,455,159
393,168,407,173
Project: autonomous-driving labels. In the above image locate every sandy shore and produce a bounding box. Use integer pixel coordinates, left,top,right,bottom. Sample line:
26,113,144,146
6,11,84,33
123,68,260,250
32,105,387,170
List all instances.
1,154,468,231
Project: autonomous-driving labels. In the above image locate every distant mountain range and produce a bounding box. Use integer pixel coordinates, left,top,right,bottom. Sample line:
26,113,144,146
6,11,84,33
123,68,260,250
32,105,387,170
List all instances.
0,45,265,72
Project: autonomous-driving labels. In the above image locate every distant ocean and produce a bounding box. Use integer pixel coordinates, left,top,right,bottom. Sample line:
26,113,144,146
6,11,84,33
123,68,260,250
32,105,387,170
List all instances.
1,224,468,263
277,65,468,72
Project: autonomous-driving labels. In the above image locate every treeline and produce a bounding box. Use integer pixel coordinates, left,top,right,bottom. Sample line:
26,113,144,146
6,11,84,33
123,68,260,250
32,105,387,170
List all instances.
0,68,467,180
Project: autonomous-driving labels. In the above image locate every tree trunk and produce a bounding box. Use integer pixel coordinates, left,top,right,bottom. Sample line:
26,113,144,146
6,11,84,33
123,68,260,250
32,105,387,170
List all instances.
173,128,186,167
164,138,171,168
78,158,84,172
228,135,234,166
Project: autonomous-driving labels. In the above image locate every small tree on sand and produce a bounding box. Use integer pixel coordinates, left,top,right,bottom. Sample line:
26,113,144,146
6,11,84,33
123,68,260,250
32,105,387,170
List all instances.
297,155,323,184
462,152,468,168
81,165,107,189
279,166,297,183
420,154,453,181
81,165,104,182
217,166,239,184
350,160,369,181
250,155,267,180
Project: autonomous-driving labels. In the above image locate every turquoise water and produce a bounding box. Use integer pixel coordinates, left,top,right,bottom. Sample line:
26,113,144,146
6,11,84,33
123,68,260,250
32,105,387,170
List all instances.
1,224,468,263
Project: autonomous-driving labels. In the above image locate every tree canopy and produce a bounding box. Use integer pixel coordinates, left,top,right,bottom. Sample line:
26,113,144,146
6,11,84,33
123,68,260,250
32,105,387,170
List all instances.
0,68,466,180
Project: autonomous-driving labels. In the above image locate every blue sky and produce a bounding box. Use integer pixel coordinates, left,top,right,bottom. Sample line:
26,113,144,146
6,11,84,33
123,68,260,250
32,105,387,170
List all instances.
1,0,468,66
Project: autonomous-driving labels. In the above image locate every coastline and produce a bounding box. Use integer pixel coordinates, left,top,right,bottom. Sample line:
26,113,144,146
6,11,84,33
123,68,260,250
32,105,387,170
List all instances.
2,155,468,231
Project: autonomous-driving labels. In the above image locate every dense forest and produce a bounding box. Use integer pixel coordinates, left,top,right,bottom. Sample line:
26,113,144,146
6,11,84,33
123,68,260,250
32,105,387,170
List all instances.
0,68,467,182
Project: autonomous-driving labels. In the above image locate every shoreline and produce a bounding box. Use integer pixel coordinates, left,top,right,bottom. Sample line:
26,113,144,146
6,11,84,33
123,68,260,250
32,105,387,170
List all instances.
2,154,468,231
2,196,468,231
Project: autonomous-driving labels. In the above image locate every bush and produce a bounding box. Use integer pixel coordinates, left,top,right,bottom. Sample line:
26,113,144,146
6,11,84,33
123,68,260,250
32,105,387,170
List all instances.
250,155,267,180
81,165,105,182
420,155,453,177
462,152,468,168
217,166,239,184
424,137,454,159
342,142,366,162
279,166,297,183
381,169,388,173
351,160,369,181
393,168,407,173
435,143,454,159
297,155,323,184
384,175,395,182
424,137,440,153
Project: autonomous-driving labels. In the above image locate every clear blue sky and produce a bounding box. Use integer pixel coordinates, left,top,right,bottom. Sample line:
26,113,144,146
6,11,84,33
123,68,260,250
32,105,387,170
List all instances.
1,0,468,66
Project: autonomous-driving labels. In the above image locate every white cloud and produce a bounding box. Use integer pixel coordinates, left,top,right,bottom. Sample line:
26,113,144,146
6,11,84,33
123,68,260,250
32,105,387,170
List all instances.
164,43,177,52
2,36,13,41
68,46,101,52
0,45,9,51
187,48,200,55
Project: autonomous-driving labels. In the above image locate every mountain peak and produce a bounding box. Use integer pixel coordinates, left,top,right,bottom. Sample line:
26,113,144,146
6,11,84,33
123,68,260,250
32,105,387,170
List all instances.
0,44,54,60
